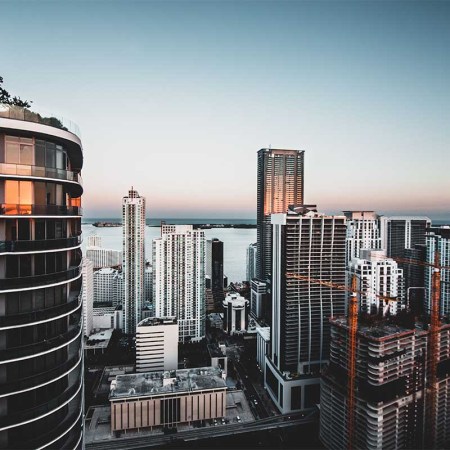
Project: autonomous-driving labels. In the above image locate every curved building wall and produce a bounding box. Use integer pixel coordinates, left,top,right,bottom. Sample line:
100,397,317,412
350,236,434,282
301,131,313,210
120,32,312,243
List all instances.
0,115,83,449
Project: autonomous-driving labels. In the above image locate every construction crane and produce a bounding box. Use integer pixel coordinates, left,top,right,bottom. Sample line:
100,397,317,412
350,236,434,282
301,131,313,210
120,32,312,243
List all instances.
286,250,445,449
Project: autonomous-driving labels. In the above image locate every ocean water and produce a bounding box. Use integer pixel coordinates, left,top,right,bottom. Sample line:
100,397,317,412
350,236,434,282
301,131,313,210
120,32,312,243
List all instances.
81,219,256,283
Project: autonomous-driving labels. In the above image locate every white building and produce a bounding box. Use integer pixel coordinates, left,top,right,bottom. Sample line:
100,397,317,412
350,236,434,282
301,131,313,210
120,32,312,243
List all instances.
344,211,381,263
94,267,117,304
122,187,146,335
87,234,102,248
222,293,249,335
82,258,94,337
256,327,270,371
266,206,347,413
86,246,122,269
426,227,450,317
246,243,257,282
348,249,405,316
136,317,178,373
153,225,206,342
92,306,123,330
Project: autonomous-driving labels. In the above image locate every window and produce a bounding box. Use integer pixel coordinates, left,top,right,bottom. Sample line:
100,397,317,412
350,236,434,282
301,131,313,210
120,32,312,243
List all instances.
5,180,32,205
5,136,34,165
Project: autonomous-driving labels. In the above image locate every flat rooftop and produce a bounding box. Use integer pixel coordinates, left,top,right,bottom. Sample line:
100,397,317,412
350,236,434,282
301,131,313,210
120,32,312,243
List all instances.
85,329,114,349
110,366,226,400
137,316,177,327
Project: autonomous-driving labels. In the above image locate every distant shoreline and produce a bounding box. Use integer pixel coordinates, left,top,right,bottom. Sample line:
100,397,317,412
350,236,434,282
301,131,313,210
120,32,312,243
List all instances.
91,221,257,229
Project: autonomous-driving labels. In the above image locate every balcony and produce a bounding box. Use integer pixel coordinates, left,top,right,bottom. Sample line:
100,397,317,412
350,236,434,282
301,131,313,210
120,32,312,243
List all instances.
0,350,81,396
0,379,82,429
0,162,81,184
0,324,81,362
0,296,82,329
0,235,81,254
0,104,80,138
0,266,81,291
0,204,82,216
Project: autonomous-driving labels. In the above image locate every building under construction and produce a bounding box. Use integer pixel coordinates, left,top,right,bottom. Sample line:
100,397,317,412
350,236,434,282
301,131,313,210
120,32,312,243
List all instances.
320,315,450,449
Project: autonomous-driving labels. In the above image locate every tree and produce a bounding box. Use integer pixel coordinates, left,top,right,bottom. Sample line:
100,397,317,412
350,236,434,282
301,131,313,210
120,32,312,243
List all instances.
0,76,32,108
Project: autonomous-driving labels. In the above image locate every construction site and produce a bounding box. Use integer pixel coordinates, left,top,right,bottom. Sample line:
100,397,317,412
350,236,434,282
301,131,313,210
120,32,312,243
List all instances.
315,253,450,449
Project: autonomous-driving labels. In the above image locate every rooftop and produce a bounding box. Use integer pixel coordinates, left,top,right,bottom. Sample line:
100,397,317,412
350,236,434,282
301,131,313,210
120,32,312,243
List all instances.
85,329,114,349
110,367,226,400
207,343,225,358
137,316,177,327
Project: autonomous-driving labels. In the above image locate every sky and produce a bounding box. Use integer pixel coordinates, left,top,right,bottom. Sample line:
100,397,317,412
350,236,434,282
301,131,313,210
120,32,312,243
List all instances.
1,0,449,219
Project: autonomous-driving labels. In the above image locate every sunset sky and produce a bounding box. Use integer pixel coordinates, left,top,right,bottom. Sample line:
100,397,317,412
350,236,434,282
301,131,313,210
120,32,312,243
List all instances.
2,0,449,219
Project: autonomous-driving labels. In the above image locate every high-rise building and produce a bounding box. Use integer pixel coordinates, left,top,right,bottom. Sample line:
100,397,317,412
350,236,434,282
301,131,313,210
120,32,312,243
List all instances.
206,239,225,305
246,242,257,282
87,234,102,248
153,225,206,342
135,317,178,372
380,215,431,260
82,258,94,337
256,148,304,282
403,244,427,315
265,205,346,413
122,187,145,335
348,249,405,316
426,227,450,318
0,106,84,448
320,316,450,449
343,211,381,263
94,267,118,305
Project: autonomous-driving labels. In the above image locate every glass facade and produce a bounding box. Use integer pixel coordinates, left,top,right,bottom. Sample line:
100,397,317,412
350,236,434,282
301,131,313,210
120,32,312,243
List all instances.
0,119,83,448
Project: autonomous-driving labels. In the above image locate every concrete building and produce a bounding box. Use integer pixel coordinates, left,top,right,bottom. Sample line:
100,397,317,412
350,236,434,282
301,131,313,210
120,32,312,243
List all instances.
153,225,206,342
122,187,146,335
82,258,94,337
85,328,113,355
426,227,450,318
246,242,257,282
265,205,346,413
0,105,84,448
136,317,178,373
348,249,405,316
93,305,123,330
223,293,249,335
320,316,450,449
94,267,117,305
109,367,227,433
144,265,153,304
87,234,102,248
344,211,381,263
256,327,270,371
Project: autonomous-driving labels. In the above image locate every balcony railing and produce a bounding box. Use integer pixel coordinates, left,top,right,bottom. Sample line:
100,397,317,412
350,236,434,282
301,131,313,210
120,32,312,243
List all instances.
0,379,82,428
0,324,81,362
0,162,82,185
0,265,81,291
0,235,81,253
0,296,81,328
0,204,82,216
0,350,81,396
0,104,80,138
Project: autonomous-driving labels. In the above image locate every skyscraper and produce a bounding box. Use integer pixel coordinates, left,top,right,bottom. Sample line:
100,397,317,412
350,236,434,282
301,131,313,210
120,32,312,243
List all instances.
256,148,304,282
0,105,84,448
206,238,225,305
266,205,346,413
122,187,145,335
426,227,450,318
153,225,206,342
82,258,94,337
246,242,257,282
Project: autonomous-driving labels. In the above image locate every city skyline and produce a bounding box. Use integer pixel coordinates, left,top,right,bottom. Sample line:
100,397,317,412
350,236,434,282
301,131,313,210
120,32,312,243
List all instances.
1,1,449,219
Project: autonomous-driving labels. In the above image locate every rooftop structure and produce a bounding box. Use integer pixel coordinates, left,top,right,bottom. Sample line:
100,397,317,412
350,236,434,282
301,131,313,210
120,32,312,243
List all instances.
110,367,226,399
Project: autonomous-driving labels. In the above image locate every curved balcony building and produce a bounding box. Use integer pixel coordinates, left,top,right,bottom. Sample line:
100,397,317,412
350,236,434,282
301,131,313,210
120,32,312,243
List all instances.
0,105,83,449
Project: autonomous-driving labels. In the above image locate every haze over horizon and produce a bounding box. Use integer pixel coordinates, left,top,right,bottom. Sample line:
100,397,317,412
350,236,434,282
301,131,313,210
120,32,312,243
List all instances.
2,0,449,219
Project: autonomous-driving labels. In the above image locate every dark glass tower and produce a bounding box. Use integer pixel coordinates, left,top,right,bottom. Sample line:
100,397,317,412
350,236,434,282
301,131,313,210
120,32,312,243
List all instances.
0,105,83,448
210,238,224,305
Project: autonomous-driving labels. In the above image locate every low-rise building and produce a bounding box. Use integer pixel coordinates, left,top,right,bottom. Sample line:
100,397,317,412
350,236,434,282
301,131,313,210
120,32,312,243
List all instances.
109,367,227,433
208,343,227,378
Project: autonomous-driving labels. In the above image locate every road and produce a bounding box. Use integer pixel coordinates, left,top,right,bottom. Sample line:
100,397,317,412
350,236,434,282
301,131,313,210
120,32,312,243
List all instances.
86,411,318,450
